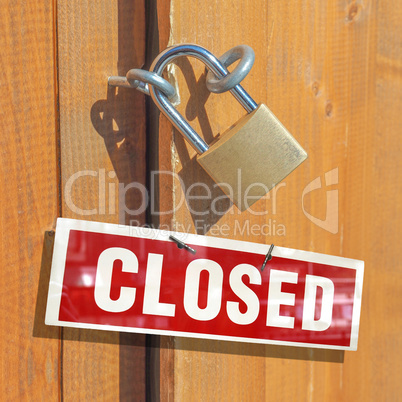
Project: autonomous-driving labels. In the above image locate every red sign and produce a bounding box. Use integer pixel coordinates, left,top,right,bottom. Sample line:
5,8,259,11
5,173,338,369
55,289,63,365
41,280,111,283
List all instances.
46,218,364,350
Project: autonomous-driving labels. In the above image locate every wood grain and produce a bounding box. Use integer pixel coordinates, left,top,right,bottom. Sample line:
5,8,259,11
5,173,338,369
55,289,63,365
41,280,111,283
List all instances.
57,0,147,399
0,1,60,399
155,0,402,400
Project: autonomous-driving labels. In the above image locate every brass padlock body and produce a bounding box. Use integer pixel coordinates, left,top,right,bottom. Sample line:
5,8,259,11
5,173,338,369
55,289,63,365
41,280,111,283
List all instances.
197,104,307,211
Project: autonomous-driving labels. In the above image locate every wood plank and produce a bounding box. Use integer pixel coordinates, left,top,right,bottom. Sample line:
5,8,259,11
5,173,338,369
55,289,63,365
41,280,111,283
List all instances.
155,0,402,400
342,0,402,399
57,0,147,399
0,1,60,399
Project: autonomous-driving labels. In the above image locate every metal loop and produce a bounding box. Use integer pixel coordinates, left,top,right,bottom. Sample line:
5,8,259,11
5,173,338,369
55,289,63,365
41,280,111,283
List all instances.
206,45,255,94
126,69,176,98
108,69,176,99
149,44,258,154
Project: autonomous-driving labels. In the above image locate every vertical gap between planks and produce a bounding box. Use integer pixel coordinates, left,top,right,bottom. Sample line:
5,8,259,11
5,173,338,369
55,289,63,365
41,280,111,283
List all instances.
53,0,62,220
52,0,63,399
145,0,162,400
117,0,148,400
145,0,161,230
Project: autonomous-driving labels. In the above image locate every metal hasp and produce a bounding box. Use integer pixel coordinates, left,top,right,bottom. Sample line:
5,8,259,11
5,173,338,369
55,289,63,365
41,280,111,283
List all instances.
108,69,176,98
149,44,258,154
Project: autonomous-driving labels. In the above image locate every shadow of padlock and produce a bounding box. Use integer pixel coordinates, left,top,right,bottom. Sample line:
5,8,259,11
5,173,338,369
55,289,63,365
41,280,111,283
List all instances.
150,44,307,212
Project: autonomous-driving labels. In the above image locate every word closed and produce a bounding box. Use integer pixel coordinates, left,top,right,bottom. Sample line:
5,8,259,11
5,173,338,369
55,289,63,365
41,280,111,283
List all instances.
46,219,364,350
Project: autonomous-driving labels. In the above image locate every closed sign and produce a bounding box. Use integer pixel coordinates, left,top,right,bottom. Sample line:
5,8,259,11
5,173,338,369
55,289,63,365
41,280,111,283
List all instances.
46,218,364,350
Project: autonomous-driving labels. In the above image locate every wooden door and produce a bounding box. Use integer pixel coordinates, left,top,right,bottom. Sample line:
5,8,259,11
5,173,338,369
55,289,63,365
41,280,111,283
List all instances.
1,0,401,400
1,0,148,400
154,0,402,401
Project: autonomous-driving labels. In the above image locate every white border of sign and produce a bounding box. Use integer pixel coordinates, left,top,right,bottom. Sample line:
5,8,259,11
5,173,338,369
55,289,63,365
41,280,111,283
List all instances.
46,218,364,350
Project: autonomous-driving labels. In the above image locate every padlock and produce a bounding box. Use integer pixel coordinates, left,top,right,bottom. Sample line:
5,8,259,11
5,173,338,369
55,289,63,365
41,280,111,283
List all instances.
197,103,307,210
149,44,307,211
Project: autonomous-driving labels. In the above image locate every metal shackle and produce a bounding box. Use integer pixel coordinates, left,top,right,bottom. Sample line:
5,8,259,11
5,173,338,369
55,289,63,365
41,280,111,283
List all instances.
206,45,255,94
149,44,258,154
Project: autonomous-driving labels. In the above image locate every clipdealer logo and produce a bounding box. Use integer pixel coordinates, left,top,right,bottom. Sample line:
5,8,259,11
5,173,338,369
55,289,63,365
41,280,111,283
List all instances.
64,168,339,235
301,168,339,234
